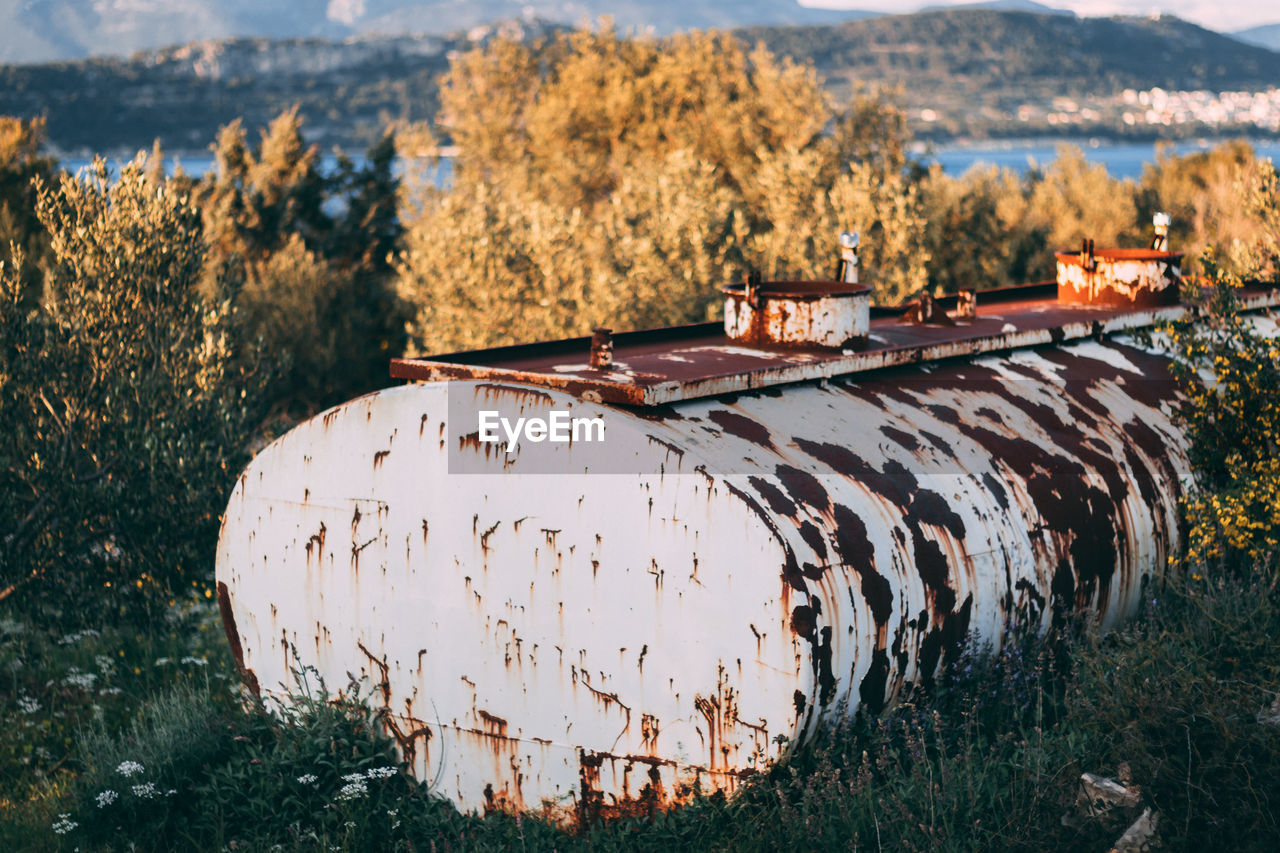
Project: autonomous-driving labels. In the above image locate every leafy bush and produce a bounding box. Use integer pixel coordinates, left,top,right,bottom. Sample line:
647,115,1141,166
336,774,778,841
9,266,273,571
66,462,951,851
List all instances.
0,117,56,307
0,157,266,624
397,28,930,354
0,598,233,848
197,110,405,409
1167,160,1280,575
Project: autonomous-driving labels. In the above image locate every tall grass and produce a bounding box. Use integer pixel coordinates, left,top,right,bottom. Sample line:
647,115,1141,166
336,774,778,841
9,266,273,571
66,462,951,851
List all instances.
7,568,1278,851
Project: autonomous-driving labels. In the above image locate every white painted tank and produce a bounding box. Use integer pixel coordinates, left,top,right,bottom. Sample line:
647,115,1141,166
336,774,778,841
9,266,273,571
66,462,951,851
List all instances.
216,324,1231,825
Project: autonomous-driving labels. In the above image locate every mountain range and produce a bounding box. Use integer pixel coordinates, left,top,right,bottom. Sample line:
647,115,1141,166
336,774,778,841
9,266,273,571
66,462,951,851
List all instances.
1233,23,1280,52
3,8,1280,156
0,0,878,64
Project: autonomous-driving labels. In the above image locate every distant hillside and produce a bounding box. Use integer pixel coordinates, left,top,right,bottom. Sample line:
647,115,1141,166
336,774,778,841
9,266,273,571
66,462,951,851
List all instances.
0,0,875,64
3,9,1280,156
745,10,1280,99
1233,23,1280,52
0,28,480,155
743,10,1280,136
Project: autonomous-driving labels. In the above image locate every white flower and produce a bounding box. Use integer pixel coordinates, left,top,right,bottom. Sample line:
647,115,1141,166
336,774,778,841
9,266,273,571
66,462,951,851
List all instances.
57,629,100,645
17,693,40,714
364,766,396,779
52,813,78,834
179,656,208,666
154,657,171,666
62,668,98,690
336,779,368,801
100,687,123,696
116,760,145,778
296,773,318,785
96,790,118,808
341,772,366,783
131,782,159,799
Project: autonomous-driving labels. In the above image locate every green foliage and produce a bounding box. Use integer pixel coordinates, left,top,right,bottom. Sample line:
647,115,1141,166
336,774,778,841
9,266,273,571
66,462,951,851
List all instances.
400,28,929,354
0,156,264,623
1138,140,1279,279
67,678,415,850
1022,146,1141,273
0,599,232,847
919,141,1280,294
18,573,1279,851
197,110,405,407
1164,160,1280,574
922,163,1030,293
0,116,56,307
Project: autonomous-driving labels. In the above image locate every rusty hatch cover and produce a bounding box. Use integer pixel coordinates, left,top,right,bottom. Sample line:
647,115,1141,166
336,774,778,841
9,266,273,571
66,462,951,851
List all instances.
390,282,1280,406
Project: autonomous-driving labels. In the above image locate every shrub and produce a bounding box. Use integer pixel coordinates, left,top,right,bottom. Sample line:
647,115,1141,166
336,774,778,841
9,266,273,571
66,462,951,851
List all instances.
0,156,266,624
1167,160,1280,577
397,27,930,354
197,111,405,408
0,117,56,308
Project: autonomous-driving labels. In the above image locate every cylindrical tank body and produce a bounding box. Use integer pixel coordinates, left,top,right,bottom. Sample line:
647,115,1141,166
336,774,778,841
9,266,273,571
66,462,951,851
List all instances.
216,335,1192,825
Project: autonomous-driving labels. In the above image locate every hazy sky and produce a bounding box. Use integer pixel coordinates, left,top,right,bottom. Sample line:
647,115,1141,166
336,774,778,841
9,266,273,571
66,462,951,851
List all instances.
798,1,1276,32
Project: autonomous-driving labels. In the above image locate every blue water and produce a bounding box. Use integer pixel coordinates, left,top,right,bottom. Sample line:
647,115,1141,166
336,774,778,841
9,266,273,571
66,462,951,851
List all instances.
925,139,1280,180
65,138,1280,184
62,153,452,184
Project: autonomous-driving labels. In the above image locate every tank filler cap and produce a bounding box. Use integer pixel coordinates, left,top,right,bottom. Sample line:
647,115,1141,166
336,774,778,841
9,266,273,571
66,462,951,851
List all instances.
721,276,871,350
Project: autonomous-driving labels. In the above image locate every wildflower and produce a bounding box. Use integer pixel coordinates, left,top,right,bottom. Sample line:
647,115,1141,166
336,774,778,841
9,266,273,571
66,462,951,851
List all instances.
52,813,78,834
364,767,397,779
154,657,171,666
179,656,209,666
297,774,319,785
336,779,368,801
57,629,100,645
100,687,123,696
96,790,118,808
116,760,145,778
62,668,98,690
342,772,367,783
131,782,159,799
17,693,40,714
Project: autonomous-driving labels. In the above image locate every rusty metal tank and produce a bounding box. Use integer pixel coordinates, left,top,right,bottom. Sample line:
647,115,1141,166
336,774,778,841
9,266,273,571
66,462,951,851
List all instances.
1055,240,1183,308
215,245,1280,826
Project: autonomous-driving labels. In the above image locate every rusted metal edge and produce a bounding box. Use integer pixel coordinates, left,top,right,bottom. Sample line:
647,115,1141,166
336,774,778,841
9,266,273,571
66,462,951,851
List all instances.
393,284,1061,369
390,289,1280,407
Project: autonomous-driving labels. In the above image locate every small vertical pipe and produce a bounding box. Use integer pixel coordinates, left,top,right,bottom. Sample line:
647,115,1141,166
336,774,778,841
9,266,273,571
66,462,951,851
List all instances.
1151,212,1171,251
589,328,613,370
837,231,860,284
746,268,762,308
